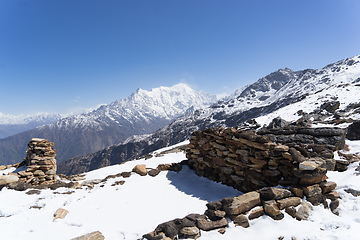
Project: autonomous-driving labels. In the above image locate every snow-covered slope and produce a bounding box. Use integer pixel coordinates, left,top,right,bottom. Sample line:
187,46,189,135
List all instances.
1,139,360,239
59,55,360,175
0,113,62,139
0,83,216,165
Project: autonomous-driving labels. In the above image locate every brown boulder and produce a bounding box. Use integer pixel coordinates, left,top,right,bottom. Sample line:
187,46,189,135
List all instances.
233,214,249,228
178,227,200,239
132,164,147,176
319,181,337,194
53,208,69,221
303,184,322,198
277,197,301,210
248,207,264,220
263,200,284,220
223,191,260,215
71,231,105,240
259,187,293,200
196,218,228,231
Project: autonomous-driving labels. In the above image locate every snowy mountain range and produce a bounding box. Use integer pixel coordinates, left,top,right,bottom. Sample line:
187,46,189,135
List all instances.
0,83,217,165
0,113,62,139
58,55,360,175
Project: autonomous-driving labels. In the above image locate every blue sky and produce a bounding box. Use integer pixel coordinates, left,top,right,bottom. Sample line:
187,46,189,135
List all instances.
1,0,359,115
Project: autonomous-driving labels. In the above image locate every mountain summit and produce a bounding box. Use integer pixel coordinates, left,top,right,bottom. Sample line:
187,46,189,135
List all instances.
0,83,217,165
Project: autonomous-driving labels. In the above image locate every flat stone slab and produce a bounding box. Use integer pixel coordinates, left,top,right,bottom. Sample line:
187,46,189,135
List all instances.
0,175,19,185
224,191,260,215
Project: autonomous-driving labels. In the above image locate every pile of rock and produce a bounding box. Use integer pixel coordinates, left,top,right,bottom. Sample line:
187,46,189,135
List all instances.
17,138,57,185
186,127,341,192
143,184,340,239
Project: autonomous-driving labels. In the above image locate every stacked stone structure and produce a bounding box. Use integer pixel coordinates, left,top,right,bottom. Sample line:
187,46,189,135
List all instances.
186,127,344,192
17,138,57,184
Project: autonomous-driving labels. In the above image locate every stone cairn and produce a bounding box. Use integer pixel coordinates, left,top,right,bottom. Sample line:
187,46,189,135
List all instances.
18,138,57,185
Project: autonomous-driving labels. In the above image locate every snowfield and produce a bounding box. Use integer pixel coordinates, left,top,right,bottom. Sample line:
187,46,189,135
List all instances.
1,139,360,240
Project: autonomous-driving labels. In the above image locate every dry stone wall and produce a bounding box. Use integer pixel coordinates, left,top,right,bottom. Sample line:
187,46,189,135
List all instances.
186,127,341,192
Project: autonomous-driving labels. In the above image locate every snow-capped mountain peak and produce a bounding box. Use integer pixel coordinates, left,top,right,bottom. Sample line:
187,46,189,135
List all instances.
0,83,217,165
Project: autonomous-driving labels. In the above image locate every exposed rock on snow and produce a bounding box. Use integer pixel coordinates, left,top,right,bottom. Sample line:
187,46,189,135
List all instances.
71,231,105,240
347,121,360,140
53,208,69,221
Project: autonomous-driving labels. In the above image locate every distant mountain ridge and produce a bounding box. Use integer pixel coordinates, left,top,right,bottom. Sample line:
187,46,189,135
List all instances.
0,113,62,139
0,83,217,165
58,55,360,175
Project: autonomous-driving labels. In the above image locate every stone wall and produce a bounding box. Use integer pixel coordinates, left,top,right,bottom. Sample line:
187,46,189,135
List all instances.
186,127,344,193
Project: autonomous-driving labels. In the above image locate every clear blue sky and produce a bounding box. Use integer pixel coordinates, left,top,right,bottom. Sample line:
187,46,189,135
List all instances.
1,0,359,115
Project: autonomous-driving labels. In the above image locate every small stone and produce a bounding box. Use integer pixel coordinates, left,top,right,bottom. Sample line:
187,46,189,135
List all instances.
178,227,200,239
132,164,147,176
259,187,293,200
233,214,249,228
223,191,260,215
206,201,223,210
34,170,45,176
277,197,301,210
289,186,304,198
344,188,360,197
17,171,34,177
148,168,161,177
0,175,19,185
218,228,226,234
299,161,319,171
299,174,328,185
248,207,264,220
120,172,131,178
325,190,340,200
263,200,284,220
7,181,30,191
307,194,327,206
157,164,172,171
196,218,228,231
204,209,226,221
303,184,322,198
320,181,337,194
71,231,105,240
274,145,289,152
53,208,69,221
285,206,297,218
295,202,312,220
330,199,340,212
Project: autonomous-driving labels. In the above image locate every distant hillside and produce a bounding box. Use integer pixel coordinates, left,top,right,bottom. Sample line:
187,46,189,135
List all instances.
0,83,216,165
0,113,62,139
